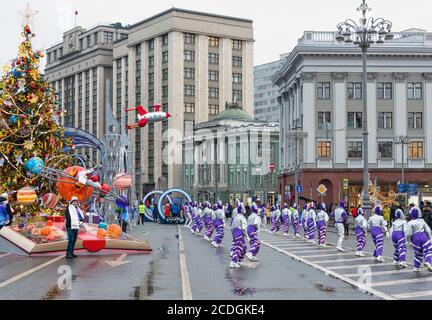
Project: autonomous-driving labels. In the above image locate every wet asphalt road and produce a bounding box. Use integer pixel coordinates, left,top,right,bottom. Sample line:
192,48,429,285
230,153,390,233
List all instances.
1,220,426,300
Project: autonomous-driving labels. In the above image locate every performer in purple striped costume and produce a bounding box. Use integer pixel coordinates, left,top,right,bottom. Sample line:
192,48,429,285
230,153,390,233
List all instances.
230,201,242,256
390,208,408,268
211,201,226,248
291,204,300,239
316,203,329,246
230,203,247,268
307,202,317,243
407,207,432,272
203,202,215,241
269,205,280,233
246,203,261,262
301,204,309,240
354,205,367,257
281,203,291,237
367,205,389,263
190,202,199,234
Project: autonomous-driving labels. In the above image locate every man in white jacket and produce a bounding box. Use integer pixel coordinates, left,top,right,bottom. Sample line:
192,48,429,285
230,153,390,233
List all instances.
64,196,84,259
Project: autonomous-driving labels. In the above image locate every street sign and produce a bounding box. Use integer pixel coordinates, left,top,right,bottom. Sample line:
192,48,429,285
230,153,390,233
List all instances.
397,184,408,193
343,179,349,190
397,184,418,195
317,184,327,195
296,185,303,193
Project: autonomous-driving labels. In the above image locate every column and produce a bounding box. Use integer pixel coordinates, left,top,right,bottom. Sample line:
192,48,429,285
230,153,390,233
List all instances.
367,73,377,165
302,73,316,164
333,73,347,165
141,42,149,183
168,31,184,188
89,69,94,135
196,34,209,123
153,36,163,183
394,73,407,165
61,79,65,126
424,73,432,165
74,74,79,128
128,47,137,175
80,72,85,134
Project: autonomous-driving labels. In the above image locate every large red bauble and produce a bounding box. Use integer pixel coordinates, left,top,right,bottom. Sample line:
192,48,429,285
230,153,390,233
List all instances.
56,166,94,202
42,193,59,209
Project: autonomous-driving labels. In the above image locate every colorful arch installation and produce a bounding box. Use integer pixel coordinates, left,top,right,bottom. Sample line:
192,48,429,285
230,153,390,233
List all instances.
157,188,192,224
142,191,174,222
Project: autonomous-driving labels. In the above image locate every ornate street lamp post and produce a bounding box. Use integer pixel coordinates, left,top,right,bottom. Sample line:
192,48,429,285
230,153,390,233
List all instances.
336,0,393,217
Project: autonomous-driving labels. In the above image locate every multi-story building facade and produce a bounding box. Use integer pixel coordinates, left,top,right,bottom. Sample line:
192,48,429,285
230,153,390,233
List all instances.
182,104,279,204
273,29,432,206
254,54,288,122
44,8,254,199
44,24,129,164
113,8,254,196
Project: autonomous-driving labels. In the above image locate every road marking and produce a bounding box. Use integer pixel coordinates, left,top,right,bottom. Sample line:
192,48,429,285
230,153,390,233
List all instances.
302,252,357,258
177,225,192,300
105,254,130,268
261,240,395,300
344,269,413,278
372,276,432,287
0,253,11,259
286,249,336,254
327,263,394,270
392,290,432,299
276,245,319,250
0,255,63,289
313,257,378,264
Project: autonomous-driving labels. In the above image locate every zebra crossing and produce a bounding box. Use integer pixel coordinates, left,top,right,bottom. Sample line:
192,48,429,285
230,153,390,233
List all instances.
260,231,432,300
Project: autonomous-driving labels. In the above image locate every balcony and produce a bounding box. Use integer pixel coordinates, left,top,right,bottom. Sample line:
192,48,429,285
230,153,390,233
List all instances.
298,30,432,48
408,159,425,168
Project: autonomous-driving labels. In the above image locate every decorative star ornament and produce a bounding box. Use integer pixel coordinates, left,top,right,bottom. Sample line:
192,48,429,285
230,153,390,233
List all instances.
19,3,38,27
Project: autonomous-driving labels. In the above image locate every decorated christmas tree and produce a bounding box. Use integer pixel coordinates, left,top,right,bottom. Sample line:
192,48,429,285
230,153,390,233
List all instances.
0,10,71,208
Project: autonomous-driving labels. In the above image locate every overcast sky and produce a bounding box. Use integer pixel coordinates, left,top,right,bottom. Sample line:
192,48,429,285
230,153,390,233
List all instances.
1,0,431,69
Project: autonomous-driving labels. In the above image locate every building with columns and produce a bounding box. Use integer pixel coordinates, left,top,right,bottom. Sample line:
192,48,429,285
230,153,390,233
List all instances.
44,24,129,164
273,29,432,206
182,103,279,204
113,8,254,196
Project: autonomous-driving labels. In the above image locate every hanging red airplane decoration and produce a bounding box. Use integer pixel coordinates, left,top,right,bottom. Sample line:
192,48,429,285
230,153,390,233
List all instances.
125,104,172,129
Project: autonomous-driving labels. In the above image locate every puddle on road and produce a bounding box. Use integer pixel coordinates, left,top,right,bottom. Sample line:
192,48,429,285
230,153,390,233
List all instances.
225,269,257,297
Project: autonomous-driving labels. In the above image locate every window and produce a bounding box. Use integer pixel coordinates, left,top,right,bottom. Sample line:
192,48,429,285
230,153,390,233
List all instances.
208,70,219,81
184,85,195,96
348,141,363,158
162,86,168,98
209,104,219,115
162,51,168,63
408,141,423,159
377,83,392,99
317,82,331,100
233,73,242,84
347,82,362,99
209,87,219,99
184,68,195,79
184,33,195,44
149,73,154,84
232,39,242,50
408,82,422,100
149,56,154,67
317,141,331,159
378,112,392,129
408,112,423,129
184,102,195,113
347,112,362,129
162,69,168,80
233,90,242,101
378,141,393,159
233,56,242,67
209,53,219,64
148,89,154,101
148,39,154,50
94,32,99,44
208,36,219,47
184,50,195,61
162,34,168,46
86,35,91,47
318,112,331,130
104,32,113,43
